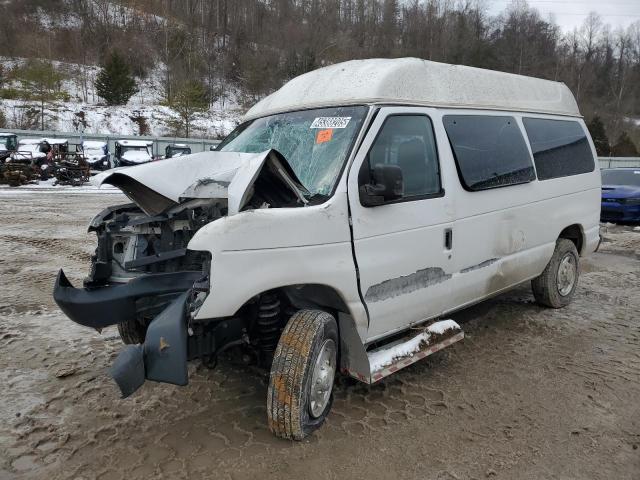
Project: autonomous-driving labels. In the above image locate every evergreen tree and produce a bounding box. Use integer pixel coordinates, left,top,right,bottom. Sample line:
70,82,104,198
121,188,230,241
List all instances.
611,132,639,157
587,116,610,156
170,80,209,137
95,52,137,106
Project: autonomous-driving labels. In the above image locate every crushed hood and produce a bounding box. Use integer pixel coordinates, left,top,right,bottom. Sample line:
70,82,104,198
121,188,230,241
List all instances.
93,150,309,216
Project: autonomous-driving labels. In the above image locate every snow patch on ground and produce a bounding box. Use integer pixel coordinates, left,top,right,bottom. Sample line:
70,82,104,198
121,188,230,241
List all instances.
1,98,240,137
0,178,121,195
1,57,244,137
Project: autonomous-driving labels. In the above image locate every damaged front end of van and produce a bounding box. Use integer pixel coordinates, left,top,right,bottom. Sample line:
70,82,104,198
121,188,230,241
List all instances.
53,150,311,397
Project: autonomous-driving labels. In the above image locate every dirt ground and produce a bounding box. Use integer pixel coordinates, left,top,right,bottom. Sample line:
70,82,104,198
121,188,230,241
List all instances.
0,188,639,480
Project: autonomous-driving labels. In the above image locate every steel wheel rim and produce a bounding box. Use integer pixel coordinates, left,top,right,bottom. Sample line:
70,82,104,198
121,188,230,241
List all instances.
557,253,577,296
309,338,336,418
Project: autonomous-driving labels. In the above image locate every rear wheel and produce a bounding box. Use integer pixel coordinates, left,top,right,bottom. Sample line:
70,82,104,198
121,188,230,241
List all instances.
267,309,338,440
532,238,580,308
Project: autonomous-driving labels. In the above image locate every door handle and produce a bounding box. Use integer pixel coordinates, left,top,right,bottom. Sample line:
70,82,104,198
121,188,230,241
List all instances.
444,228,453,250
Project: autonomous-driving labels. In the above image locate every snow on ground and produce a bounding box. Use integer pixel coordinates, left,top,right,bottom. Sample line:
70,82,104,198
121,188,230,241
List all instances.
0,178,121,195
1,57,244,137
2,99,239,137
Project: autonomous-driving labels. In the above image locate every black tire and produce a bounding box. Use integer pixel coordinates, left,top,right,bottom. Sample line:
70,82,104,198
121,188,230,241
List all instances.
117,319,146,344
531,238,580,308
267,310,338,440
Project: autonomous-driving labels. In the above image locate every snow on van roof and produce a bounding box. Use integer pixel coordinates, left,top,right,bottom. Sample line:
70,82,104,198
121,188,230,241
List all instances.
244,58,580,120
0,133,15,137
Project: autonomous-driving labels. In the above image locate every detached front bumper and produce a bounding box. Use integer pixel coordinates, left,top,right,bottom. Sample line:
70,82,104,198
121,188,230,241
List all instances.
53,269,205,397
53,269,203,329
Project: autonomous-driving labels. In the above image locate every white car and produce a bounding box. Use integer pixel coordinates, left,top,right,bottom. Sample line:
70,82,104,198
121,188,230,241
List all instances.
114,139,153,166
9,138,47,164
82,140,111,171
54,58,600,440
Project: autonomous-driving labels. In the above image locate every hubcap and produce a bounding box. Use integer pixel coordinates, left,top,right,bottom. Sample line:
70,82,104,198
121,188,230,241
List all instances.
556,253,577,296
309,338,336,418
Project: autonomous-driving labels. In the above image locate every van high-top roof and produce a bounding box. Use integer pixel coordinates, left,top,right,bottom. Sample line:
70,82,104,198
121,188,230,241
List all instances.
244,58,580,121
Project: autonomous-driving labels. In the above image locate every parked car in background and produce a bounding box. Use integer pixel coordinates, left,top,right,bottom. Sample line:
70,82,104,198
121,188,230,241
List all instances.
10,139,48,165
114,140,154,167
83,140,111,171
0,133,18,161
601,168,640,222
165,144,192,158
2,138,50,185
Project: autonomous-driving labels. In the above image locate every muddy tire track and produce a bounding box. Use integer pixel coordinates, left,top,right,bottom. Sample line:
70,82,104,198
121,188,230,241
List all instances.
0,190,638,480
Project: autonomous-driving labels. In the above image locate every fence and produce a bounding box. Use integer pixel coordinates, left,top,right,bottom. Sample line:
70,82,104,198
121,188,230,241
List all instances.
0,127,221,157
598,157,640,169
2,127,639,169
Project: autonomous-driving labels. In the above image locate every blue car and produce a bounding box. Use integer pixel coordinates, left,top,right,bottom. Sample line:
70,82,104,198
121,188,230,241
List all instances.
600,168,640,223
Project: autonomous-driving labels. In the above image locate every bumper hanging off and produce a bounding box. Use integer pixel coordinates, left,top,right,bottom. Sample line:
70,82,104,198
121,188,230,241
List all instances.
52,269,203,329
53,270,202,397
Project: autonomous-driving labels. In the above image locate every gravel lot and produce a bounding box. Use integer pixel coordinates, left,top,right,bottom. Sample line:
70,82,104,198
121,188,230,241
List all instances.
0,188,639,480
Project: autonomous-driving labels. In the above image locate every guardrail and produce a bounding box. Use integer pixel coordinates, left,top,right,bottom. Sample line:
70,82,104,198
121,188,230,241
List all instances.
0,127,221,157
598,157,640,169
2,127,638,169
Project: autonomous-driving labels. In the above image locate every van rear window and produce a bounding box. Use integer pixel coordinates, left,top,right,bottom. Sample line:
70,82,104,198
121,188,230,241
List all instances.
523,118,595,180
443,115,535,191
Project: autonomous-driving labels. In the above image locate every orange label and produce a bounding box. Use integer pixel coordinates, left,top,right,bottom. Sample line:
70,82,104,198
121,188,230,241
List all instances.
316,129,333,144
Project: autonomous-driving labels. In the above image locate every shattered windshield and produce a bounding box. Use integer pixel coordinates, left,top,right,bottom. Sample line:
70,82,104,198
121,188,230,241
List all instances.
218,106,368,196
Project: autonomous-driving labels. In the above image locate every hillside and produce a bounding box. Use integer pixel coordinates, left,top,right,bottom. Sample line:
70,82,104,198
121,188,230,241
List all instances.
0,0,639,150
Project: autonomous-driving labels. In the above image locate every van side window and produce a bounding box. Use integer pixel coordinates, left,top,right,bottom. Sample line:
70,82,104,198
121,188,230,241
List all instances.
366,115,441,198
523,118,595,180
443,115,535,191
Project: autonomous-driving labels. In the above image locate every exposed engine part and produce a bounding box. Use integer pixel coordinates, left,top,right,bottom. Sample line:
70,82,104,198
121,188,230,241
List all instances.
84,200,220,287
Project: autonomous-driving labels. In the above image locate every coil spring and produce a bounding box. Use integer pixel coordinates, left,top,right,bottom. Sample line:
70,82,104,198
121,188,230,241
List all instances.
256,293,281,353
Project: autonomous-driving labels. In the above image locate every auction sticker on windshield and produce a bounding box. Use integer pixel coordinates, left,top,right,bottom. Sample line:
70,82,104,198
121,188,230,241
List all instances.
310,117,351,129
316,129,333,144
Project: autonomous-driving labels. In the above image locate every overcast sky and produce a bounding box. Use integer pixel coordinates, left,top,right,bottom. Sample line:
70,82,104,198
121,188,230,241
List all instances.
484,0,640,32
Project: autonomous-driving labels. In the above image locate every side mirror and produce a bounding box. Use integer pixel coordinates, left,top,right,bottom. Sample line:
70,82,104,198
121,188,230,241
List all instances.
359,164,404,207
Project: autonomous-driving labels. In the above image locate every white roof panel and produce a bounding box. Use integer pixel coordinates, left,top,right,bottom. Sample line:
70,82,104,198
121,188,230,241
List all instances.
244,58,580,120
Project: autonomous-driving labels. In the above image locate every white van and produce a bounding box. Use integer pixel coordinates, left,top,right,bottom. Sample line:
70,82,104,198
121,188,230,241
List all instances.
54,58,600,440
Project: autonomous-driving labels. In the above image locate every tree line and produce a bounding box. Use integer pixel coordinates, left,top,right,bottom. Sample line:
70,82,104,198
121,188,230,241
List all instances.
0,0,638,151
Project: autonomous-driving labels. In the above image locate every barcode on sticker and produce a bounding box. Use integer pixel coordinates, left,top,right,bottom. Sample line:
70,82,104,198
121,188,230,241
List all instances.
310,117,351,129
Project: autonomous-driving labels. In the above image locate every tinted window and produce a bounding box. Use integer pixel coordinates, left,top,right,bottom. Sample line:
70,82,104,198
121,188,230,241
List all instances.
443,115,535,191
365,115,441,198
523,118,595,180
601,169,640,187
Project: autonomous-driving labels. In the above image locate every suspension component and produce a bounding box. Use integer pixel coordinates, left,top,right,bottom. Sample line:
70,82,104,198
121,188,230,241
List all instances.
256,292,282,356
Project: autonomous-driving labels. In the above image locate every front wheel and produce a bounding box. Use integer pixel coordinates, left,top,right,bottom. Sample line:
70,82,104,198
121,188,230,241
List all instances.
117,318,147,344
267,310,338,440
532,238,580,308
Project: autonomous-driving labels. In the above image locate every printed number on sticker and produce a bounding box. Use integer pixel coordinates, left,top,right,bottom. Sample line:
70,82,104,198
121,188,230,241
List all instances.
310,117,351,129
